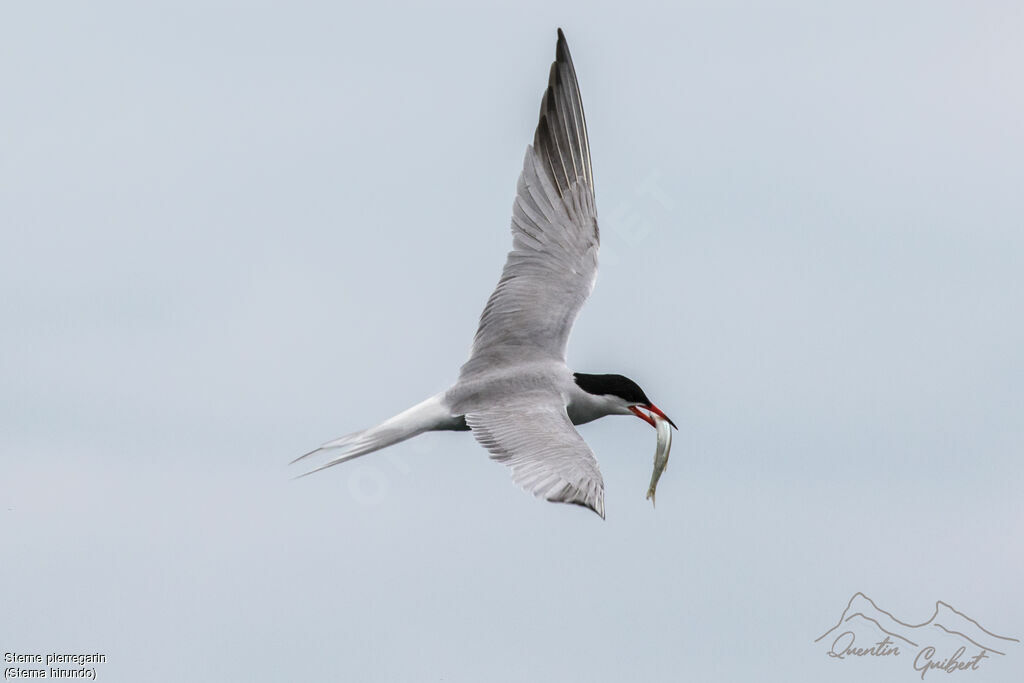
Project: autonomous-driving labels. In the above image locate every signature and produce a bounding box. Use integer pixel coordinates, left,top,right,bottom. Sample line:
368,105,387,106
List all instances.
816,593,1018,678
913,646,990,679
828,632,901,659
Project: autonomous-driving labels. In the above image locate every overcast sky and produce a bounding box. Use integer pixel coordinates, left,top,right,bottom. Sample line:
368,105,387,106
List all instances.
2,2,1022,681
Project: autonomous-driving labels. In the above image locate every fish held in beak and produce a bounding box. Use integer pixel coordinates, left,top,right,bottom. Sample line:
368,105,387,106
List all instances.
645,414,673,507
629,404,677,430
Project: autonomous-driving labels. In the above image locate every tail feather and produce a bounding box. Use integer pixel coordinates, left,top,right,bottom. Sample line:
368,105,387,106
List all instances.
293,433,400,478
293,393,454,476
290,431,363,464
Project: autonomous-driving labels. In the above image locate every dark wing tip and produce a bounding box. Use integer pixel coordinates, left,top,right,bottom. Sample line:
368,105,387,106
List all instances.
530,27,594,204
556,28,571,66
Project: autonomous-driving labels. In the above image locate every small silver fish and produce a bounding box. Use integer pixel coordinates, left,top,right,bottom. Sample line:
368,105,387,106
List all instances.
646,415,673,506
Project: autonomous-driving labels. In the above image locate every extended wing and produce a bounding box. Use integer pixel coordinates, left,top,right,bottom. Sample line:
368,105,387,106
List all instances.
460,29,598,379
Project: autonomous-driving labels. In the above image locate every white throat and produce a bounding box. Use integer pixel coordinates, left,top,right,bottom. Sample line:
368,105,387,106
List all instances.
565,382,631,426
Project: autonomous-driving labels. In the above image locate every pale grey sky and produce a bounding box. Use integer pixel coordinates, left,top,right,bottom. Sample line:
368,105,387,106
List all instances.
2,2,1022,681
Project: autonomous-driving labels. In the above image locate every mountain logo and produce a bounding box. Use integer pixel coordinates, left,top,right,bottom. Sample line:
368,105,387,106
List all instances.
815,592,1019,678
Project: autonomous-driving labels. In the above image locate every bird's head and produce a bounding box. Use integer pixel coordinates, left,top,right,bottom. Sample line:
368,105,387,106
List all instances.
572,373,677,429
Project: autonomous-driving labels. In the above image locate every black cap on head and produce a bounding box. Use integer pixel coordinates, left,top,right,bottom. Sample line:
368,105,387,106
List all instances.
573,373,650,404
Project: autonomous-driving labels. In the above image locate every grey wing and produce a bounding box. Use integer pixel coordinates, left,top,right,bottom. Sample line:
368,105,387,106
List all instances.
465,393,605,518
460,29,598,379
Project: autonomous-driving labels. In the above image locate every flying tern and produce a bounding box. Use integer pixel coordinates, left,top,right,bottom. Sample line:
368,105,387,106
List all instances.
295,29,676,518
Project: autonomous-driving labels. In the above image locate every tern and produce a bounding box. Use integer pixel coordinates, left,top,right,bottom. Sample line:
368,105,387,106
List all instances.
295,29,676,518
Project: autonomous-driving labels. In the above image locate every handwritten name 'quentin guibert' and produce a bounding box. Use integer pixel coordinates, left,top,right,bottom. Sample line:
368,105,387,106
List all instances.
828,631,990,678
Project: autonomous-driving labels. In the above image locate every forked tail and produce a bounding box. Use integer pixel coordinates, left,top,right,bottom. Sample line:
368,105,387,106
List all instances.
292,393,455,477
